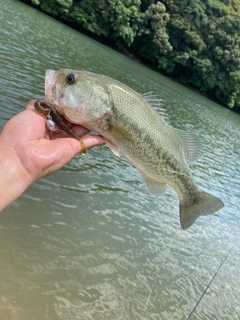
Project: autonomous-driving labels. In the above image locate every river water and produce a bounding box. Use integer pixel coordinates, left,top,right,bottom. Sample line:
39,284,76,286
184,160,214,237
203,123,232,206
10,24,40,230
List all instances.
0,1,240,319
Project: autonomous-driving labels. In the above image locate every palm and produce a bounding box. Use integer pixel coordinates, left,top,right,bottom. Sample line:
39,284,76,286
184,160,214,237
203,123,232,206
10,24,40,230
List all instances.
0,100,104,181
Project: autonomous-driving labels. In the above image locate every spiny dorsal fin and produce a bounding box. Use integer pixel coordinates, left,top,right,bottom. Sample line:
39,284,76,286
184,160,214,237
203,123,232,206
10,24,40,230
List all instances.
174,128,202,163
142,93,168,123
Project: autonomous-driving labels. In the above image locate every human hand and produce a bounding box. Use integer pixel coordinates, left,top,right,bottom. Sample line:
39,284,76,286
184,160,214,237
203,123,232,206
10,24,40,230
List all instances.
0,100,104,210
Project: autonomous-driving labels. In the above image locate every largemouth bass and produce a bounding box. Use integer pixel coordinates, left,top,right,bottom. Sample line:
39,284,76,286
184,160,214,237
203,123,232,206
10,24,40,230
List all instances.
44,69,224,229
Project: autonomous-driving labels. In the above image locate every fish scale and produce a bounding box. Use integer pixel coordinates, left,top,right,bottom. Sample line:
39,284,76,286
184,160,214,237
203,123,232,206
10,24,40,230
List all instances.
45,69,224,229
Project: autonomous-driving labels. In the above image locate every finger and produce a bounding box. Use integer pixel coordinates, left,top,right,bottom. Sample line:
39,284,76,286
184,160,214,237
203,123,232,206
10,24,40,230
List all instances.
80,134,105,150
70,124,90,136
25,99,37,111
51,134,105,158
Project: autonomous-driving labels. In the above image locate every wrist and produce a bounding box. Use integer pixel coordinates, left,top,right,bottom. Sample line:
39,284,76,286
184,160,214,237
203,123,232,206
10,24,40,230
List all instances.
0,139,33,211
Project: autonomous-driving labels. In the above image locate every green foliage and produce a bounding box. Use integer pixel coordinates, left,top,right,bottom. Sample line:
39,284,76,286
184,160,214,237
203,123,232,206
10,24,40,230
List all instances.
106,0,141,46
31,0,41,5
25,0,240,109
39,0,73,16
131,2,172,63
160,0,240,108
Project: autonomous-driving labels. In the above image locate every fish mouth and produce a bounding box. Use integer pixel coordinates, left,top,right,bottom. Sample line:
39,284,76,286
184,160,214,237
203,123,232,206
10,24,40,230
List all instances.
44,69,62,111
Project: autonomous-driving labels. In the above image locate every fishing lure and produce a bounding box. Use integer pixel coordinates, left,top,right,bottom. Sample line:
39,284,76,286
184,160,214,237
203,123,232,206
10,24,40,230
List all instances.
46,114,57,132
34,99,86,155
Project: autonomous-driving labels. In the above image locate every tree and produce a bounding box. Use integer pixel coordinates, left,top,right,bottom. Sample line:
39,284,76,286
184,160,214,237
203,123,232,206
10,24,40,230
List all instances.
24,0,240,109
131,2,172,64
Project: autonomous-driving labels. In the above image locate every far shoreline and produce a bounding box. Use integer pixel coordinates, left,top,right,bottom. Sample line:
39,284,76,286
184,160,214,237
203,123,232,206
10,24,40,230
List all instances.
20,0,240,114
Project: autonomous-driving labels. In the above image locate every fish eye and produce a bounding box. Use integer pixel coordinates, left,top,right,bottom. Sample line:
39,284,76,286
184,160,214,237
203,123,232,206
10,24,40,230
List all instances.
65,73,75,84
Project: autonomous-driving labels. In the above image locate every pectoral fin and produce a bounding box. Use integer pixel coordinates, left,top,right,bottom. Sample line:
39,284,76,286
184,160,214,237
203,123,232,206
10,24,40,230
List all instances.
142,174,167,196
104,138,120,157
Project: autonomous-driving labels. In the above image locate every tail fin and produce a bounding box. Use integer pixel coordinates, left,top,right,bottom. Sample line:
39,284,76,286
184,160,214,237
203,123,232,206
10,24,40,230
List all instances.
180,191,224,229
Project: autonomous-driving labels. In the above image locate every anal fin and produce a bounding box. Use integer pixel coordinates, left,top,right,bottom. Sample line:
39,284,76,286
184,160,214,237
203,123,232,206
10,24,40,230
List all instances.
142,174,167,196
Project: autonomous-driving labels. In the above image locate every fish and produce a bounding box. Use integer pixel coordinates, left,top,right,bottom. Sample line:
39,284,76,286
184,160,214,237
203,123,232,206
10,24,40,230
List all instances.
44,69,224,229
34,99,86,154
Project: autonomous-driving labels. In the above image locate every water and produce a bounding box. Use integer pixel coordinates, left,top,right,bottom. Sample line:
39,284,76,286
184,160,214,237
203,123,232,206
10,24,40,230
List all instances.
0,1,240,319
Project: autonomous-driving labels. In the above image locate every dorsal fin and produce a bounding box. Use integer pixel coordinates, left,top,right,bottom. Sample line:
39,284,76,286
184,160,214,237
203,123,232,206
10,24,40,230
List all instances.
142,92,200,163
142,93,169,123
174,128,202,163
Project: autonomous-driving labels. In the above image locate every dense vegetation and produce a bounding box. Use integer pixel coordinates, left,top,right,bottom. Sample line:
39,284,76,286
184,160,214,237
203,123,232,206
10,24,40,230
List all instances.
23,0,240,109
